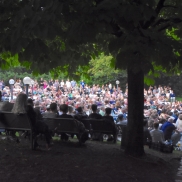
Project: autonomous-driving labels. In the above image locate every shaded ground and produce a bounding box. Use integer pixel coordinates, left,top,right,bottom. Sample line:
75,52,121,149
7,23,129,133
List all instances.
0,136,181,182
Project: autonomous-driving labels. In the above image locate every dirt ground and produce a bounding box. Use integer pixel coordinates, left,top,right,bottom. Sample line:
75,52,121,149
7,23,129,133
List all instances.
0,136,181,182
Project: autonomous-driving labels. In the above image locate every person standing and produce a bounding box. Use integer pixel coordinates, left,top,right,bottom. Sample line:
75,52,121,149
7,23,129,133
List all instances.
108,83,112,90
80,80,85,89
39,78,44,90
19,79,24,90
48,79,53,87
60,80,65,88
71,80,76,88
170,90,175,103
66,79,71,89
54,80,60,91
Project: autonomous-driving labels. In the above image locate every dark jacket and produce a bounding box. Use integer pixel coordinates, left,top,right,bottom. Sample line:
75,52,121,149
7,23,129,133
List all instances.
89,113,102,119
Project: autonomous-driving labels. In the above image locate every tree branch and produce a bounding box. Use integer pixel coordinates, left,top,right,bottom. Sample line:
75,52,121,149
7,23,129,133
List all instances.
153,17,182,28
163,5,177,8
143,0,166,29
157,23,171,31
152,18,170,27
155,0,166,15
157,18,182,31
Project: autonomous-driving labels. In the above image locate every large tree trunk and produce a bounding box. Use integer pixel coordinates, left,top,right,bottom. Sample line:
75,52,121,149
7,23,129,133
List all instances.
125,67,145,157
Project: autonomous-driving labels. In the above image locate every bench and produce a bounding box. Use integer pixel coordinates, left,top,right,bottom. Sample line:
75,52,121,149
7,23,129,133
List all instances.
0,111,35,150
80,119,92,132
149,142,174,153
42,118,84,144
86,119,117,143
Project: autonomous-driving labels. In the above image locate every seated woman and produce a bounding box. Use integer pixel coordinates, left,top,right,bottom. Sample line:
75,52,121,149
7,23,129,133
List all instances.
12,93,51,150
176,114,182,135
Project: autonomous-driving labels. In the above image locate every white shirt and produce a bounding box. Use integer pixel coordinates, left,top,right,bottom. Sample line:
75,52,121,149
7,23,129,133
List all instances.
61,81,64,87
66,81,71,88
150,129,165,143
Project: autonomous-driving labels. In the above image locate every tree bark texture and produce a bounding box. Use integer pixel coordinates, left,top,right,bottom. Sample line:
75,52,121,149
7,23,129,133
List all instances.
125,67,145,157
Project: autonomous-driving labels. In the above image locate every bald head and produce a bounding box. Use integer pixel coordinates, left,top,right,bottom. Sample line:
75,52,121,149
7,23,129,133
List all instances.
168,117,174,123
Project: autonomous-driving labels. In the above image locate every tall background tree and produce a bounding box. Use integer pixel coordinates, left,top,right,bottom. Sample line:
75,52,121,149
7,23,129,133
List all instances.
88,53,127,85
0,0,182,156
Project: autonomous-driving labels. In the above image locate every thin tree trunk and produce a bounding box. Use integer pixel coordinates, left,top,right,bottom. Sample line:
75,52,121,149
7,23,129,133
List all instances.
125,67,145,157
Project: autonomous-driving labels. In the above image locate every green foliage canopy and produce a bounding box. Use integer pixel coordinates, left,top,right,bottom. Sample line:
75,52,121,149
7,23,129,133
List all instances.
88,53,126,84
0,0,182,75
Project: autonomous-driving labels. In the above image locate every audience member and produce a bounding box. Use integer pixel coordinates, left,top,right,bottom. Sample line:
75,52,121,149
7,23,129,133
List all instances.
42,103,58,118
12,93,51,150
102,107,117,142
150,122,165,143
161,117,180,145
116,114,127,125
74,107,88,121
89,104,102,119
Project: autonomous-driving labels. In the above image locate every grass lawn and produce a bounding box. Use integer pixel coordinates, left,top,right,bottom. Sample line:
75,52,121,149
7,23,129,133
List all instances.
176,97,182,101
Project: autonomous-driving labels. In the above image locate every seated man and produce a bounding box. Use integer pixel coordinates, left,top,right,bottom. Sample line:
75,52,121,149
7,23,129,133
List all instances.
59,104,88,143
150,122,165,143
74,107,88,121
116,114,127,125
89,104,102,119
42,103,58,118
89,104,103,141
59,104,73,119
161,117,180,146
102,107,117,142
58,104,73,141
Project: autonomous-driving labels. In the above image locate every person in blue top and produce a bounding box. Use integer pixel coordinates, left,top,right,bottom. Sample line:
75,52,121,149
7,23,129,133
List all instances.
161,117,180,145
80,80,85,88
71,80,76,88
170,90,175,102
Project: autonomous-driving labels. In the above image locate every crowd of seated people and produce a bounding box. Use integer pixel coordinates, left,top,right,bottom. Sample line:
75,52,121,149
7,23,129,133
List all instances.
0,79,182,148
144,107,182,147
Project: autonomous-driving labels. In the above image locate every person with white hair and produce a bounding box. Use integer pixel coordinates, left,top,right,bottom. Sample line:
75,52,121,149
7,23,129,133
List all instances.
12,93,51,150
176,114,182,136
